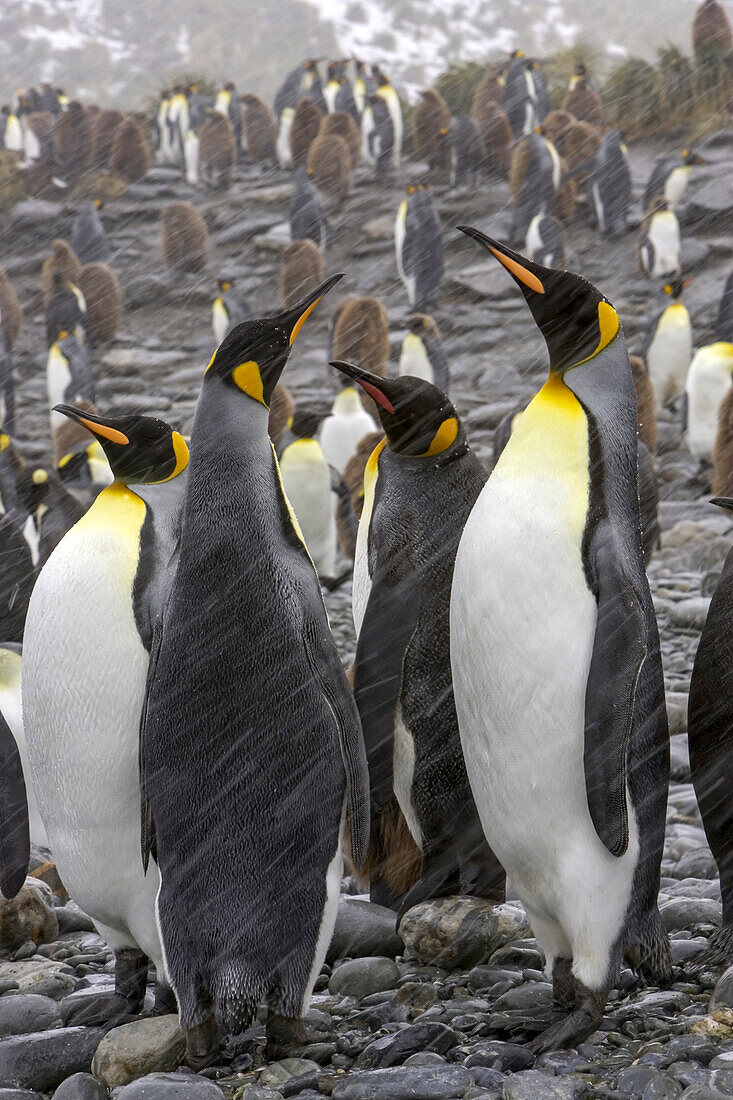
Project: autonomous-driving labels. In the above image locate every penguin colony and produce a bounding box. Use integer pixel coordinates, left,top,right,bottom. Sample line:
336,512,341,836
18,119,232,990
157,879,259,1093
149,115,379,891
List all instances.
2,1,733,1083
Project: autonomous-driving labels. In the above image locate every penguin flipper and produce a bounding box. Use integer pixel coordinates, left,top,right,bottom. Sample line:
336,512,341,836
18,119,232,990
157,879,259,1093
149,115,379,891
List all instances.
0,706,30,899
584,524,646,858
303,617,371,870
352,533,421,846
139,614,165,873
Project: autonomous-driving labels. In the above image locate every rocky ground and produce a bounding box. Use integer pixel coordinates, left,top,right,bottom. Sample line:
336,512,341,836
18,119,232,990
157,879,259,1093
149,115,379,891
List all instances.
2,132,733,1098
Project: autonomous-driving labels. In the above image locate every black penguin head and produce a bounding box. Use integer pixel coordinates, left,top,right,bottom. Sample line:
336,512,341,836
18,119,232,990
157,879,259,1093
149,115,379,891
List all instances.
575,61,587,76
290,407,323,439
53,406,189,485
330,361,462,458
205,274,343,407
663,278,690,299
217,276,234,293
510,48,525,59
682,148,707,166
457,226,621,375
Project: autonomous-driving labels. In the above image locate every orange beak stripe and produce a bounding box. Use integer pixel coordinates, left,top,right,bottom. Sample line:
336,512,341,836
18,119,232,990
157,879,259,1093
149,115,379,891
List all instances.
78,418,129,445
489,247,545,294
289,298,322,345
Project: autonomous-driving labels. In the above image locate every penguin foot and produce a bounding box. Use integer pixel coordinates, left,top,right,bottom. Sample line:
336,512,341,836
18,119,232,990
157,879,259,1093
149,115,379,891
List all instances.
265,1013,330,1060
185,1014,220,1070
61,991,141,1030
552,957,576,1011
527,986,606,1055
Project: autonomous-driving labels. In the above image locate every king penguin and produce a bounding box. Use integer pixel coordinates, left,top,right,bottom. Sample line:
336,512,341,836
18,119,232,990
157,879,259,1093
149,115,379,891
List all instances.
320,379,379,475
684,341,733,462
643,279,693,409
643,149,708,211
501,50,536,137
398,314,450,392
395,185,443,310
688,495,733,964
212,277,253,347
22,405,190,1027
137,276,369,1068
331,359,506,912
279,407,338,582
373,65,402,168
0,642,30,899
290,167,329,252
589,129,631,237
638,199,682,279
450,228,671,1053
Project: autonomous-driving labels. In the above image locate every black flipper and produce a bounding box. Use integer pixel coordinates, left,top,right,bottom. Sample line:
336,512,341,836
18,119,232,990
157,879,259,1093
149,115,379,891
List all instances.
303,618,370,868
584,523,646,857
0,704,30,899
353,528,421,832
139,613,165,873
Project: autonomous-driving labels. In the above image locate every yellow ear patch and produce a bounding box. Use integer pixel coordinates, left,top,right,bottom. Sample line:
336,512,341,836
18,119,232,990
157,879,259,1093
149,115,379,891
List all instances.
32,469,48,484
289,298,321,345
232,360,265,403
0,434,10,452
664,284,672,294
572,301,620,368
422,416,459,456
489,247,545,294
78,418,129,445
154,431,190,483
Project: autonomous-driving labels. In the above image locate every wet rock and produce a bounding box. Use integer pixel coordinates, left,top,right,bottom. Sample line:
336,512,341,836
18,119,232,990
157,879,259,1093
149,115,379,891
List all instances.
327,899,404,963
0,881,58,951
91,1014,185,1088
618,1064,666,1094
711,967,733,1011
492,982,553,1011
52,1073,108,1099
682,176,733,232
691,1008,733,1038
501,1069,588,1098
400,899,527,969
353,1022,458,1069
663,1035,720,1065
669,735,691,781
259,1059,322,1086
114,1073,225,1097
55,906,97,935
464,1041,535,1072
0,1091,44,1100
331,1064,473,1099
642,1075,684,1098
328,957,399,999
9,200,64,225
0,1027,104,1091
660,897,722,931
0,994,61,1036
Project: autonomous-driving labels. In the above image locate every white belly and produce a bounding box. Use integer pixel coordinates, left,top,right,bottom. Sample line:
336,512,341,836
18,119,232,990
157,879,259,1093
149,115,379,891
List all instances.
320,411,376,475
184,132,199,185
686,349,733,461
47,349,71,433
212,298,229,346
525,215,544,261
22,520,163,969
665,166,689,208
277,111,293,169
399,336,432,383
0,672,47,849
649,214,681,278
280,445,336,578
647,310,692,405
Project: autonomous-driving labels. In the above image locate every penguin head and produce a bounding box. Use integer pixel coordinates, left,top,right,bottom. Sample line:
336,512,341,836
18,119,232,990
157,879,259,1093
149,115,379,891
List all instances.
217,277,234,293
663,278,690,299
406,313,440,340
457,226,621,375
331,361,462,458
575,61,587,76
53,406,189,485
205,273,343,407
682,149,707,166
290,407,323,439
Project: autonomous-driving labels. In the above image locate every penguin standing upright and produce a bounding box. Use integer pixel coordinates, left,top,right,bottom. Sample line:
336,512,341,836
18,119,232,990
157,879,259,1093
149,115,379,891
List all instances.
184,129,200,185
638,199,682,279
332,360,505,910
510,129,561,242
451,228,671,1053
324,62,345,112
290,98,323,167
0,642,31,900
502,51,536,137
279,408,337,581
398,314,450,392
525,213,566,269
214,82,241,151
684,342,733,461
212,277,253,346
276,107,295,168
643,149,708,210
562,77,603,127
71,200,110,264
688,495,733,963
364,95,394,174
45,272,89,348
138,278,369,1067
155,90,175,164
22,406,191,1026
373,66,403,167
643,280,693,408
0,437,37,645
335,75,360,124
320,381,379,474
441,116,482,187
353,60,374,116
290,168,329,252
46,331,96,464
0,269,22,436
589,129,631,236
528,60,551,121
395,186,443,310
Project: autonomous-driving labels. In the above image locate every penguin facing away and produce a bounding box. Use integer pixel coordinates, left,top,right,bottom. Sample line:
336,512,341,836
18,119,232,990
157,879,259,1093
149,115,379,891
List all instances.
451,228,671,1053
689,495,733,964
0,643,30,899
395,186,443,310
398,314,450,393
138,276,369,1067
502,51,536,137
71,200,110,264
589,129,631,237
46,331,96,449
716,268,733,343
331,359,506,913
279,408,337,581
22,405,191,1027
684,342,733,462
290,167,329,252
642,279,693,409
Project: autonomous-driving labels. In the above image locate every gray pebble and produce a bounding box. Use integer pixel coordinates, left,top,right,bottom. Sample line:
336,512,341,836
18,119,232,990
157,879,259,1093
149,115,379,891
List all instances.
328,957,399,1000
52,1072,108,1099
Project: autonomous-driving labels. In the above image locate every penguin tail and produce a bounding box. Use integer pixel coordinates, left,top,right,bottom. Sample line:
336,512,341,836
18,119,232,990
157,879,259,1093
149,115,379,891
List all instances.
214,966,259,1034
625,906,673,986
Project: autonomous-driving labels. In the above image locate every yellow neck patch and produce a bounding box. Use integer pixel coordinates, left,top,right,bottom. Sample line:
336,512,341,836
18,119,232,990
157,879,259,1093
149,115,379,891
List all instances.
232,360,266,405
0,434,9,453
421,416,458,456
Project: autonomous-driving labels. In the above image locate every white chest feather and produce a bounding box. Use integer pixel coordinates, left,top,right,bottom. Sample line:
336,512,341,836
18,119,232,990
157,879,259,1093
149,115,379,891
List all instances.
319,390,377,475
647,304,692,404
184,131,199,184
648,212,681,277
277,110,294,168
352,439,386,637
279,440,336,577
399,333,432,383
685,343,733,461
47,346,71,431
665,165,690,207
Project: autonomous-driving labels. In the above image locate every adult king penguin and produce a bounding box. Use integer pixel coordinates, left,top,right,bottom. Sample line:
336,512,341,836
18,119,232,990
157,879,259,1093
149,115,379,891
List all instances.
138,276,369,1067
643,149,708,211
331,360,505,911
395,185,443,310
279,407,338,582
22,406,190,1026
398,314,450,393
451,228,671,1053
689,496,733,963
643,280,693,409
212,277,253,346
0,643,30,900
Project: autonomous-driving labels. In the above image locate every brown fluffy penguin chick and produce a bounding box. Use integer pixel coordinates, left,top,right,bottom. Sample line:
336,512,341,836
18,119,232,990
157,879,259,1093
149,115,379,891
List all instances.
307,132,352,202
629,354,658,454
471,67,505,118
353,796,423,896
160,202,210,273
42,240,81,307
542,108,574,149
318,111,361,168
694,0,733,54
91,109,125,168
278,240,324,309
268,382,294,451
0,269,23,348
53,101,92,177
290,97,323,168
561,120,601,189
108,117,150,182
25,112,54,159
413,88,452,164
555,167,576,222
562,79,604,128
76,263,122,343
473,100,512,177
239,94,277,161
713,388,733,496
198,112,236,188
333,296,390,420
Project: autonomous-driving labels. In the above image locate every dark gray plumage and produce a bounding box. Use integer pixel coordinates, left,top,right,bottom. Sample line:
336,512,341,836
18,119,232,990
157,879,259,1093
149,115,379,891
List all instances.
71,202,110,264
397,188,443,310
588,129,631,236
290,168,329,252
717,269,733,343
